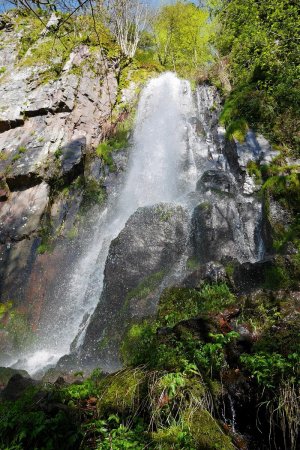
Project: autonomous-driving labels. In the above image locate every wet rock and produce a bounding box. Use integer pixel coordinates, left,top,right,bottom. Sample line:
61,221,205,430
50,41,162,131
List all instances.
224,131,279,191
231,258,275,293
0,189,8,201
61,137,85,179
191,195,261,264
0,182,49,242
79,203,189,370
182,261,228,288
196,169,234,194
0,238,40,307
0,373,39,401
0,367,29,389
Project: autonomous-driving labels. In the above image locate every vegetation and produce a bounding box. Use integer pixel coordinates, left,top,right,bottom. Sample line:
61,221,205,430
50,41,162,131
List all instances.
0,1,299,449
213,0,300,154
152,2,212,76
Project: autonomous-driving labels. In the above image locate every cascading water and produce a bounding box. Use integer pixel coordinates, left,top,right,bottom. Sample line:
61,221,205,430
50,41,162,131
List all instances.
8,72,265,375
11,72,199,375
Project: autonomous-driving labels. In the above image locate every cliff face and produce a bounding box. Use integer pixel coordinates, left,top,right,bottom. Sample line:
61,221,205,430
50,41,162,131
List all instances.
0,13,130,357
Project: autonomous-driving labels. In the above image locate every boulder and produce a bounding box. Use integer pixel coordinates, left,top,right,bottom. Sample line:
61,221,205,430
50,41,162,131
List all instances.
182,261,228,288
0,373,39,401
78,203,189,370
0,182,49,243
0,366,29,390
196,169,234,194
191,195,261,264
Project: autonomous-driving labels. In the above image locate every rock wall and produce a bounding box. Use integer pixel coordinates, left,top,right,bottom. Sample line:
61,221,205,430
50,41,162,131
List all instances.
0,13,123,354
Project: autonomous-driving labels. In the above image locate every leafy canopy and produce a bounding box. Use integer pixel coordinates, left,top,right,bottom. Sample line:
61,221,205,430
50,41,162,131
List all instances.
152,1,212,76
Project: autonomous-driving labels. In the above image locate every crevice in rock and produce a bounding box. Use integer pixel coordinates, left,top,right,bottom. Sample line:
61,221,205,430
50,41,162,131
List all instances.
21,101,73,119
0,119,25,133
6,172,44,191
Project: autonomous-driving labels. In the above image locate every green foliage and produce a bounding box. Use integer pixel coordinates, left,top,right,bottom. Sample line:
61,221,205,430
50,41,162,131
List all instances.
214,0,300,154
263,173,300,213
37,223,54,255
16,15,44,58
224,118,248,143
195,332,239,375
122,283,238,374
186,256,200,270
158,283,236,328
54,148,62,160
0,387,82,450
82,179,106,207
96,114,133,169
0,66,6,74
151,424,196,449
247,161,263,184
264,264,290,290
198,283,236,312
240,352,300,389
126,271,165,303
262,172,300,255
121,321,158,367
153,1,213,77
83,416,148,450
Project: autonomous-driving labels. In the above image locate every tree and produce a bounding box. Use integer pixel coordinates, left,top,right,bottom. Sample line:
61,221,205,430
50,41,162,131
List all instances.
214,0,300,152
103,0,148,58
152,1,212,75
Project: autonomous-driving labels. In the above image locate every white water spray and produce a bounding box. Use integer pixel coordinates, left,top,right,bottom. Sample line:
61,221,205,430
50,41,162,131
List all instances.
13,73,198,375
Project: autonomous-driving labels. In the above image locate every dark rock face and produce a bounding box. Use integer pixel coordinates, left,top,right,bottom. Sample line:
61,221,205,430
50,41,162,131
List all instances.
78,203,189,370
196,169,234,194
0,373,38,401
0,367,30,390
182,261,228,288
191,194,261,264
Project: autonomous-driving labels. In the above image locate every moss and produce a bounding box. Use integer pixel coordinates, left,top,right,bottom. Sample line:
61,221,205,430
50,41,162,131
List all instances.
151,424,196,449
264,264,290,290
186,256,200,270
0,151,8,161
1,307,35,352
81,179,106,208
66,226,78,240
37,242,51,254
158,284,236,327
225,118,249,143
155,204,174,222
186,409,235,450
126,271,165,303
158,287,201,327
97,368,146,417
247,160,262,184
263,173,300,214
121,321,158,366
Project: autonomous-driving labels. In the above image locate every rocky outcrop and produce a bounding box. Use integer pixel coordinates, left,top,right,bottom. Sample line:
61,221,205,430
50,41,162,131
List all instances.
75,203,189,370
0,182,49,243
191,170,262,264
0,14,123,357
223,130,279,194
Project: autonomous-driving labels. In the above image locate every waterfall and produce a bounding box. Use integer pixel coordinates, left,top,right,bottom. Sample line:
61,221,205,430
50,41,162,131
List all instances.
11,72,198,375
7,72,264,376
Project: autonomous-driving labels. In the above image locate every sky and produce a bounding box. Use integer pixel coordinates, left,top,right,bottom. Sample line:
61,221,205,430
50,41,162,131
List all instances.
0,0,178,14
